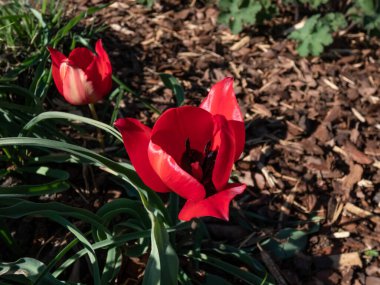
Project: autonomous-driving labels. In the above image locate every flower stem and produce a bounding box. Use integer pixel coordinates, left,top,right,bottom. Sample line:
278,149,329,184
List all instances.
88,103,105,150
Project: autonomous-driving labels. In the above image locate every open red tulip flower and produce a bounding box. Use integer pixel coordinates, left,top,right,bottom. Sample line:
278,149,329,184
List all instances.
48,39,112,105
115,78,246,221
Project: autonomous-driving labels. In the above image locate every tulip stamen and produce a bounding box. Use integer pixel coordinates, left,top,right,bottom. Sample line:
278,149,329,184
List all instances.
181,138,203,177
181,138,218,197
201,140,218,197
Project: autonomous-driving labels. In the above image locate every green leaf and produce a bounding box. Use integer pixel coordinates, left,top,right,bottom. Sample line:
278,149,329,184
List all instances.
0,137,168,219
0,258,66,285
217,0,273,34
0,219,17,254
52,223,189,279
143,215,179,285
355,0,376,15
95,197,151,281
299,0,328,9
159,73,185,106
0,137,177,284
29,52,51,101
137,0,155,8
28,153,85,164
101,247,122,284
203,273,233,285
0,179,69,197
50,4,110,46
210,244,268,275
3,53,42,79
323,13,347,32
348,0,380,33
53,229,151,278
0,198,107,235
289,12,347,56
261,225,318,260
109,88,124,125
0,166,70,197
178,269,192,285
19,111,122,141
364,249,379,257
30,8,46,28
187,252,272,285
0,101,42,114
0,198,116,285
0,84,34,99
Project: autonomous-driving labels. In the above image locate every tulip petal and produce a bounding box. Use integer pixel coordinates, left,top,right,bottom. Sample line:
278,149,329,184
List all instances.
211,115,235,191
178,183,246,221
200,77,243,122
60,63,94,105
48,47,67,95
200,77,245,159
48,47,67,66
229,120,245,161
85,40,112,99
114,118,170,193
151,106,215,163
94,39,112,81
148,141,206,201
68,47,95,70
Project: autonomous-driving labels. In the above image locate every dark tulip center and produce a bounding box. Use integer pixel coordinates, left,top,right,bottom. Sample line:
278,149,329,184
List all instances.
180,138,217,197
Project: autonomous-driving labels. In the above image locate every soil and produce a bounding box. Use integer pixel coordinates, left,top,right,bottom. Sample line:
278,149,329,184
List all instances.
3,0,380,284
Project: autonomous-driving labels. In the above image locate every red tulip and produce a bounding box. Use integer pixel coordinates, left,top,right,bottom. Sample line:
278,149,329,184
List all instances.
48,39,112,105
115,78,246,221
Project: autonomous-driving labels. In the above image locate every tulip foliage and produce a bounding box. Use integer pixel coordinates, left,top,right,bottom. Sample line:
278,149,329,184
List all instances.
0,5,278,284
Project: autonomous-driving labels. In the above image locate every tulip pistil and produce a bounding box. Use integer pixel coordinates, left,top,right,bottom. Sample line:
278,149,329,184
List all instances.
181,138,218,197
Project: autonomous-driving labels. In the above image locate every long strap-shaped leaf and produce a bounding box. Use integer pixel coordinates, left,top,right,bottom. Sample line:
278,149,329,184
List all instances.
0,204,101,285
53,223,189,279
186,252,273,285
0,198,118,285
0,137,177,284
0,166,70,197
19,111,122,140
0,257,65,285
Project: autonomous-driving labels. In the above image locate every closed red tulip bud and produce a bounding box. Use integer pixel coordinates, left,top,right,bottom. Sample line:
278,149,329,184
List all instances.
48,39,112,105
115,78,246,221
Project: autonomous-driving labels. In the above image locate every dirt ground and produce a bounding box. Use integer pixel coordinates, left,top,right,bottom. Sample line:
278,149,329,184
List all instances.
18,0,380,284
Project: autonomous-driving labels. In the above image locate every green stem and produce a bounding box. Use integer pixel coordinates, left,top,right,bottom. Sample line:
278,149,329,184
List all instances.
88,103,105,150
112,75,162,115
2,147,12,160
0,218,19,255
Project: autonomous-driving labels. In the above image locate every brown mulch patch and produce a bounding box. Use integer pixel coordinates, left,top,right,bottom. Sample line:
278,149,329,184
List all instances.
7,0,380,284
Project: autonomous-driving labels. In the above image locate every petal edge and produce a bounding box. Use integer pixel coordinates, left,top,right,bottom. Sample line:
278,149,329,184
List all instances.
200,77,243,122
115,118,169,193
178,183,246,221
148,141,206,201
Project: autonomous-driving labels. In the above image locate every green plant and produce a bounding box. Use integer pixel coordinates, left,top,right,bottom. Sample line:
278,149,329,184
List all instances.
348,0,380,33
215,0,380,56
289,12,347,56
218,0,275,34
1,1,328,284
137,0,155,8
299,0,328,9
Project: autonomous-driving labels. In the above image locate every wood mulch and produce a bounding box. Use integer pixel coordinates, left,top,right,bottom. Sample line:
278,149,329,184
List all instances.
7,0,380,284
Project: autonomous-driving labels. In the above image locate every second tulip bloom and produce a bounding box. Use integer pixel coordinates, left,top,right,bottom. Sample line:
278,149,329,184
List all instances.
48,39,112,105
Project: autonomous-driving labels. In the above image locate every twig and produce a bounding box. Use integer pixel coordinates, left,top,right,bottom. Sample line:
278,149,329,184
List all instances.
344,202,380,224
